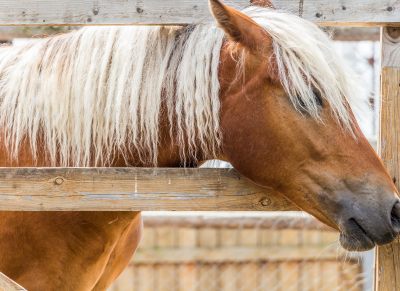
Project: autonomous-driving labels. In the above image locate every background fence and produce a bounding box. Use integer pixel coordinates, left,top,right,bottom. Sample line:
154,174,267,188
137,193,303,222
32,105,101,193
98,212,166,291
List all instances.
110,212,364,291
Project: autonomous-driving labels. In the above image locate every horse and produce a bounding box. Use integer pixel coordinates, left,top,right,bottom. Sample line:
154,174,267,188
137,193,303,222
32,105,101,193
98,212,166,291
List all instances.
0,0,398,290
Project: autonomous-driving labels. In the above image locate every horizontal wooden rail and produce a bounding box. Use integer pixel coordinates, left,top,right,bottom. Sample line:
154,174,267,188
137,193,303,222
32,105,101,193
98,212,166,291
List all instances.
0,168,297,211
0,0,397,26
133,245,352,264
141,213,332,230
0,27,381,42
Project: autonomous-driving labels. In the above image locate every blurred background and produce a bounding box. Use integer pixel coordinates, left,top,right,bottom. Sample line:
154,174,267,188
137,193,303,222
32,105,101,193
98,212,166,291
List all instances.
1,26,381,291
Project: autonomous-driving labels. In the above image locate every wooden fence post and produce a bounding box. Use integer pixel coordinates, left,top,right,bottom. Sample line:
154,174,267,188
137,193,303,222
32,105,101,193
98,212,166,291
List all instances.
375,26,400,291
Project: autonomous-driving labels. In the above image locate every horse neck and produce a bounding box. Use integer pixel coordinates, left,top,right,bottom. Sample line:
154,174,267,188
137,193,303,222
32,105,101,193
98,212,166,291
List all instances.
129,110,214,167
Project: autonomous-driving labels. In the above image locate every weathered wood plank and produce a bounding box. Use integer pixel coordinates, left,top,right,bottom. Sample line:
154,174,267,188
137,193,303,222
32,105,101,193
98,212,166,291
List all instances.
0,27,380,42
381,27,400,67
0,26,72,41
375,27,400,291
0,168,296,211
329,27,380,41
0,273,26,291
292,0,400,27
376,66,400,291
142,213,333,230
0,0,397,26
132,245,353,264
0,0,250,25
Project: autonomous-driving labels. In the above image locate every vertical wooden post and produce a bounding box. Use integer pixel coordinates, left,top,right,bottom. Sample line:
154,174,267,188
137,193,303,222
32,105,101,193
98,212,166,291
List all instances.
375,26,400,291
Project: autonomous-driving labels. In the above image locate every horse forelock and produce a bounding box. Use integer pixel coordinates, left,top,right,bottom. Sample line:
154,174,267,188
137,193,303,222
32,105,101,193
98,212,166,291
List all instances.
0,7,362,167
240,7,364,130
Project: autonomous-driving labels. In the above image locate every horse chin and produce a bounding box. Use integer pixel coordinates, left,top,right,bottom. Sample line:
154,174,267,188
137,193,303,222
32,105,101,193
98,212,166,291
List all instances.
339,232,375,251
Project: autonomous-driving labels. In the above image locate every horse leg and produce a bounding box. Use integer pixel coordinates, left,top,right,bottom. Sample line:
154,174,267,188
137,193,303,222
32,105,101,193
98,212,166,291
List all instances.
92,213,143,290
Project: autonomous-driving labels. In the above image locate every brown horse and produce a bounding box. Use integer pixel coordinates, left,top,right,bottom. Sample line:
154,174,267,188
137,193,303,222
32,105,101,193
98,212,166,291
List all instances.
0,0,398,290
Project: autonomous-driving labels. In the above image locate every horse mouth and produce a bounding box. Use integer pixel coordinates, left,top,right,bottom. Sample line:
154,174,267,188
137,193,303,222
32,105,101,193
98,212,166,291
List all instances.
339,219,375,251
337,200,400,251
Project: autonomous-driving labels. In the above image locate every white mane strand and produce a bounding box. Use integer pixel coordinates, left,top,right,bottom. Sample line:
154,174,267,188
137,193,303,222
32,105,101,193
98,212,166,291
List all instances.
0,7,359,166
0,25,223,166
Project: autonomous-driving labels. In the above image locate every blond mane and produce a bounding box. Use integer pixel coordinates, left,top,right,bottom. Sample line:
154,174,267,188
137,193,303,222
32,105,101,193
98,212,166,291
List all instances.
0,7,359,166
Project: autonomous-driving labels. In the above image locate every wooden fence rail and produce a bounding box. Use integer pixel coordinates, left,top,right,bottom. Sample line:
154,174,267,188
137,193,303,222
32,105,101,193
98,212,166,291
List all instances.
0,27,381,42
0,0,397,26
0,168,296,211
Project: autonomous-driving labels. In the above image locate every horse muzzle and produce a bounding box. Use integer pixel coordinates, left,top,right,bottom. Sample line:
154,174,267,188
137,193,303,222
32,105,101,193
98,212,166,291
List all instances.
338,197,400,251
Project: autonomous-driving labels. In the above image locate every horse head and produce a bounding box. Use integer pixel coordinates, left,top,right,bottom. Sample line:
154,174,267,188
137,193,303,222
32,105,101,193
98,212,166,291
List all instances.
210,0,399,251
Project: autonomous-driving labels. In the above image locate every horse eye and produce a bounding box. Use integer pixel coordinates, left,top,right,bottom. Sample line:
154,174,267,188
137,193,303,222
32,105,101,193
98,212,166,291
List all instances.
297,90,323,112
313,90,323,107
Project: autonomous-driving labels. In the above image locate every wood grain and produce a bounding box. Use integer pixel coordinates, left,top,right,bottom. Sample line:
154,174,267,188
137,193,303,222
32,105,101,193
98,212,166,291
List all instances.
133,245,349,264
119,212,334,230
0,167,296,211
381,27,400,67
0,273,26,291
375,30,400,290
0,27,380,42
0,0,397,26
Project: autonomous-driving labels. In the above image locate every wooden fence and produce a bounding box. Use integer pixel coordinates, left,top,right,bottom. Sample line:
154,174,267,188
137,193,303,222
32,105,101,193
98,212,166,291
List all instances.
0,168,295,211
0,26,381,42
110,213,362,291
0,0,397,290
0,0,397,26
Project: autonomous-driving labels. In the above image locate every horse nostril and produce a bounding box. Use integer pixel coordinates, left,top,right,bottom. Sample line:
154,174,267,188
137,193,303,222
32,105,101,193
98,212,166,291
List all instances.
391,201,400,233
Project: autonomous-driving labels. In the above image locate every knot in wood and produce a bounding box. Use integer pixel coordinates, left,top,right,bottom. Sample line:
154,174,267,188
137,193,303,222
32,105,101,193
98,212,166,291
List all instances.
387,27,400,40
260,197,271,207
315,12,323,18
54,177,64,185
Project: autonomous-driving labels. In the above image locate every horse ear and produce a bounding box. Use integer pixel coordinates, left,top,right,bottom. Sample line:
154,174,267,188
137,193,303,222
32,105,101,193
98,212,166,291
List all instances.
209,0,272,54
